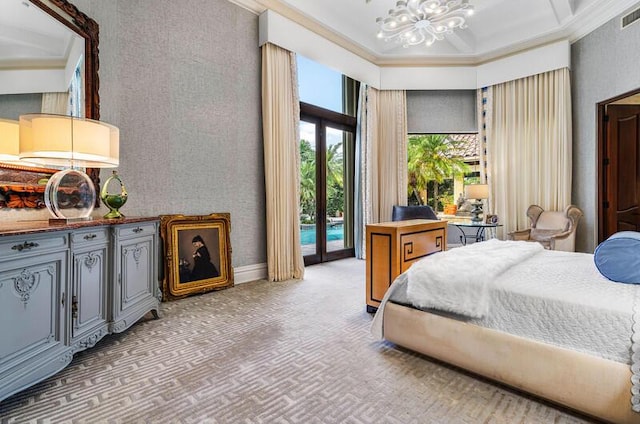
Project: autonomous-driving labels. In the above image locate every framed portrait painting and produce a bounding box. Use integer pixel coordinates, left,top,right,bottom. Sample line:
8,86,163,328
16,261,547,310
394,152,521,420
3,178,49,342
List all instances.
160,213,233,301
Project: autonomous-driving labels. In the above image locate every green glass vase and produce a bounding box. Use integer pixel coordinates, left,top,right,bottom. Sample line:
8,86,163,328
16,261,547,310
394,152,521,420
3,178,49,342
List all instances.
100,170,128,219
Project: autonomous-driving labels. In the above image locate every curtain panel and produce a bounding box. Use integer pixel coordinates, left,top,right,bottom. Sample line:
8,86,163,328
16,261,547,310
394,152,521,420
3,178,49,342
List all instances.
355,87,408,258
261,43,305,281
41,92,70,115
485,67,572,237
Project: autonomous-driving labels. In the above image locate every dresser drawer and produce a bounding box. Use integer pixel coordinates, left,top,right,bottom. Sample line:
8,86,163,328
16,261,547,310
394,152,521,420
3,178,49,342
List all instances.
70,227,109,246
114,222,157,239
400,227,445,273
0,233,68,260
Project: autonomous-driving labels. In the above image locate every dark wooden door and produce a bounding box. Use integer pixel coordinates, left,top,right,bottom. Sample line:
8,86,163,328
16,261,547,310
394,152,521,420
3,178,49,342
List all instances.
603,105,640,238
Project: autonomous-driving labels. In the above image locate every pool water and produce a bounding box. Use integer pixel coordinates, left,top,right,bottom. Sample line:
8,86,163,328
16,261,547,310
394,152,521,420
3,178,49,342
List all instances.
300,225,344,245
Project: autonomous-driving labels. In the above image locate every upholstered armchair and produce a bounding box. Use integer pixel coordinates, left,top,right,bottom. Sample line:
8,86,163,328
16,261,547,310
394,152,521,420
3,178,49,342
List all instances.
508,204,583,251
392,205,438,221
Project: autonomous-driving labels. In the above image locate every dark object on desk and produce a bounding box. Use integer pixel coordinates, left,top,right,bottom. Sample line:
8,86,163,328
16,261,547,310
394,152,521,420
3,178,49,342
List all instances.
392,205,438,221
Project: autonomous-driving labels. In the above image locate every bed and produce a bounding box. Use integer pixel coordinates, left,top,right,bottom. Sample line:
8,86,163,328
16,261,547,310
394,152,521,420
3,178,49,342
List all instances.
371,239,640,424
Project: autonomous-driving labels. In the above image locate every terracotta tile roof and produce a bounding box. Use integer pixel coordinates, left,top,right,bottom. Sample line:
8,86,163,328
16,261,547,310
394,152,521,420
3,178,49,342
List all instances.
448,134,479,161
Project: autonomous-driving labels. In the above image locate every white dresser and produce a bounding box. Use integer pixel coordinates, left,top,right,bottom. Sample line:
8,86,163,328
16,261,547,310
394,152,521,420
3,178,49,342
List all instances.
0,217,160,402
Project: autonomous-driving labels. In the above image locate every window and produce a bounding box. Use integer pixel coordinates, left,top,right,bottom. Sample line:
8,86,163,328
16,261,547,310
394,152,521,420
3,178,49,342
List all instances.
407,133,478,213
297,55,356,117
297,55,358,265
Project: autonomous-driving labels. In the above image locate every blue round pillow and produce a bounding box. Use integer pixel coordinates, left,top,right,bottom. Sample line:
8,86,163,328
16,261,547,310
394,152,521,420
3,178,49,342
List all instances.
594,231,640,284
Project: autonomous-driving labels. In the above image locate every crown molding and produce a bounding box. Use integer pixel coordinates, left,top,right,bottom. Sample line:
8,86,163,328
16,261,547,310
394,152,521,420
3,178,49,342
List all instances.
566,0,640,42
260,0,380,63
225,0,264,15
229,0,640,67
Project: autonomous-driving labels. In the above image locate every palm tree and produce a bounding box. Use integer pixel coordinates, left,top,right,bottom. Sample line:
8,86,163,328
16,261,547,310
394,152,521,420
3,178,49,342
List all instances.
299,140,316,221
326,143,343,186
299,140,345,219
407,134,469,211
325,142,344,216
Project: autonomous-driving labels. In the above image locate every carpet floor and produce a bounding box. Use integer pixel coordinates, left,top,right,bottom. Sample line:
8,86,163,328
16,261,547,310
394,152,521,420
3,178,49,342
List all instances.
0,258,597,423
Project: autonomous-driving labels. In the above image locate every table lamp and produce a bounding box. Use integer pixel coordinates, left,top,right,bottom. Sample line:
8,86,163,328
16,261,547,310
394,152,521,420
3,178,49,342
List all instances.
0,119,21,164
18,114,119,223
464,183,489,222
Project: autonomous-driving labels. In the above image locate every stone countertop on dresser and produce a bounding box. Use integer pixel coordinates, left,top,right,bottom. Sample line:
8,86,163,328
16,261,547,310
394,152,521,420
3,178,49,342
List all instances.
0,217,159,237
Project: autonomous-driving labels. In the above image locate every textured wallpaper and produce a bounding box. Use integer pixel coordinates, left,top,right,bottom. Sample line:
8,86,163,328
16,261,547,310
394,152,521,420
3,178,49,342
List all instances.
571,11,640,252
69,0,265,267
406,90,477,134
0,93,42,120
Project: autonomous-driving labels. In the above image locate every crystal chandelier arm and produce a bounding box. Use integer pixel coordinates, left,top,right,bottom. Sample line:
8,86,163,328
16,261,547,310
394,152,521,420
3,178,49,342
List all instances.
375,0,473,47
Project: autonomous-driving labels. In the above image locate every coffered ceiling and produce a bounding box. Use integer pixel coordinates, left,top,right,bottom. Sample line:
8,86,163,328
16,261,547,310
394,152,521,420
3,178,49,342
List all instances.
234,0,640,65
5,0,640,68
0,0,79,69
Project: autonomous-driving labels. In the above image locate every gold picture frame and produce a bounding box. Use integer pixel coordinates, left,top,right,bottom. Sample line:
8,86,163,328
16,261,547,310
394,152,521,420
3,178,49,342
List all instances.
160,213,233,301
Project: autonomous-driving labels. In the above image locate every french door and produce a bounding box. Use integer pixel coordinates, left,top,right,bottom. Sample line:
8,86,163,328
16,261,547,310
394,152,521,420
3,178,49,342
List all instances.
300,102,355,265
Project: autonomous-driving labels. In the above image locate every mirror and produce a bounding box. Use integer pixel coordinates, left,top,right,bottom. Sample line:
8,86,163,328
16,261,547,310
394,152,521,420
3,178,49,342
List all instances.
0,0,99,209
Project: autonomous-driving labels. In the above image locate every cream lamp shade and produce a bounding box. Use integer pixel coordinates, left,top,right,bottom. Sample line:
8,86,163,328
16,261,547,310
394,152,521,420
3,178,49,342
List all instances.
17,113,120,223
465,184,489,200
0,119,20,163
19,114,119,168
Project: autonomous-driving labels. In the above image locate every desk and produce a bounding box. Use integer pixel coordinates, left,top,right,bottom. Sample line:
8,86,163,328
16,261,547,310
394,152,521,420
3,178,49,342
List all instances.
450,221,502,245
365,219,447,312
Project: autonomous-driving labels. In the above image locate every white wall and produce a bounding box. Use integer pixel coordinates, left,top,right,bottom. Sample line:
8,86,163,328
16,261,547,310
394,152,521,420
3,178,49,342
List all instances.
571,10,640,252
69,0,266,271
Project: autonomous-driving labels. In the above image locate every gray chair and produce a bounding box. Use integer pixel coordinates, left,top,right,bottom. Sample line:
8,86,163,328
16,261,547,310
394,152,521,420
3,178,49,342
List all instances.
391,205,438,221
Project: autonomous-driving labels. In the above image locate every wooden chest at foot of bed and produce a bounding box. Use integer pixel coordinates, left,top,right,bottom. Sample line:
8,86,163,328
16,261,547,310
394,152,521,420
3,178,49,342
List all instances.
365,219,447,312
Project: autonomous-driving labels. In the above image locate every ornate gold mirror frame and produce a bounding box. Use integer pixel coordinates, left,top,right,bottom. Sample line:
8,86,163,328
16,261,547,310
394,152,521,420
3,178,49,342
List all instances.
0,0,100,208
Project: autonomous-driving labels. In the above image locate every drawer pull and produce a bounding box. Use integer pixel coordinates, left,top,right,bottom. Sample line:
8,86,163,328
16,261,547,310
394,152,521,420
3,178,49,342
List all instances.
83,234,97,240
11,241,39,252
132,227,143,234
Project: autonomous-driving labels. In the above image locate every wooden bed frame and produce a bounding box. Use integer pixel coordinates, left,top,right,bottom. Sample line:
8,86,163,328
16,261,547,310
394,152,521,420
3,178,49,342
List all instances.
382,301,640,424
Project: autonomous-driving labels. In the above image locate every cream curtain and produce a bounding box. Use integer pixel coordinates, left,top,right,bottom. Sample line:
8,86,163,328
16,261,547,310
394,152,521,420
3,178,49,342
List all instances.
261,43,305,281
355,87,408,258
486,67,572,237
374,89,408,223
41,92,70,115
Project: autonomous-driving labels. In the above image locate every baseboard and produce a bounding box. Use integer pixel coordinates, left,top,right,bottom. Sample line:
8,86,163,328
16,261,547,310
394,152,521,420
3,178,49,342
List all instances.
233,262,268,284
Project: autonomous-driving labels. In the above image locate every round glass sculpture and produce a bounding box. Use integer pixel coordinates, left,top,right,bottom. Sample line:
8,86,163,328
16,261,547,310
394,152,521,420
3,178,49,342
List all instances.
44,169,95,220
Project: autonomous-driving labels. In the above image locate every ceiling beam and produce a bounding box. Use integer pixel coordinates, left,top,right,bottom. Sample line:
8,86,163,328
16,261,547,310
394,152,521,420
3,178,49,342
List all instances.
445,29,476,54
0,24,65,56
548,0,575,25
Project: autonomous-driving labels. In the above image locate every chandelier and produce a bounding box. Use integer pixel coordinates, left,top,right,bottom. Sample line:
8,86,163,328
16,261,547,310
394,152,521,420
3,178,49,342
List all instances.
376,0,474,48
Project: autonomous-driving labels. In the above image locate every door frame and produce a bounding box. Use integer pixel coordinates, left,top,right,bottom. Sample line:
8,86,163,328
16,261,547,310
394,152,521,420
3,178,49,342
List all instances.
597,87,640,243
300,102,356,265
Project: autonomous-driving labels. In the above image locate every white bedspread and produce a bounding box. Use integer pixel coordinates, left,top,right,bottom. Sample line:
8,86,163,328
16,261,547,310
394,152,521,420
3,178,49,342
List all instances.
406,239,543,318
371,242,640,411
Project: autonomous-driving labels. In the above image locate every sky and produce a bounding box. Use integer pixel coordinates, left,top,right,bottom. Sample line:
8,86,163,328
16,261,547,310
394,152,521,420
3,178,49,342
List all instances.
297,55,345,148
297,55,342,112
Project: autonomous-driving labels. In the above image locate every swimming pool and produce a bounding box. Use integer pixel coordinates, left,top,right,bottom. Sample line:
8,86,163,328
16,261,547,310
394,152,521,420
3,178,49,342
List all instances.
300,225,344,245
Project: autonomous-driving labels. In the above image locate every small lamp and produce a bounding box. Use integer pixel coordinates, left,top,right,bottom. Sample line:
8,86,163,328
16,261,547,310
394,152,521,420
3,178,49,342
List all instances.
464,183,489,222
18,114,119,223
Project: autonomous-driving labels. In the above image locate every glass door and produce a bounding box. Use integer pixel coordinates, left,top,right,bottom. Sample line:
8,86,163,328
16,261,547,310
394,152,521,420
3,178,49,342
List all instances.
299,105,355,265
299,120,318,259
325,126,354,256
